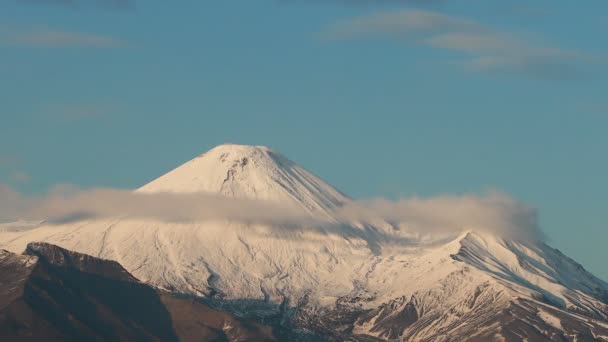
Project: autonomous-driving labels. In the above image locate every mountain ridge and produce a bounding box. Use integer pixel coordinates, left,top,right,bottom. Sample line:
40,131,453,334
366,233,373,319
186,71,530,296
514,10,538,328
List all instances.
0,242,279,341
1,144,607,341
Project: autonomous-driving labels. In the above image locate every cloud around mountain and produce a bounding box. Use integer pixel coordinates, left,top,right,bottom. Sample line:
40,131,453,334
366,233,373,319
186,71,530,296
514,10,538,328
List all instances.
0,184,542,241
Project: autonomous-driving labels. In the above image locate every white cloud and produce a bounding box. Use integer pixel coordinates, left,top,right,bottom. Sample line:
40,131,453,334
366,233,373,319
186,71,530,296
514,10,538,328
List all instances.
0,184,543,241
335,193,541,240
0,185,315,225
325,9,590,80
326,9,479,39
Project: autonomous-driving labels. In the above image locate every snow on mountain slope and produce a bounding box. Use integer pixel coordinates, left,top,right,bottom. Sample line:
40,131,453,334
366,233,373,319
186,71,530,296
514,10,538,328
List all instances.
139,144,348,219
1,144,607,341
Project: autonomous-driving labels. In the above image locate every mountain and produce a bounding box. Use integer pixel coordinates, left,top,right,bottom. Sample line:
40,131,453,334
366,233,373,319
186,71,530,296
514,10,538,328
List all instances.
1,144,608,341
139,144,348,219
0,242,277,341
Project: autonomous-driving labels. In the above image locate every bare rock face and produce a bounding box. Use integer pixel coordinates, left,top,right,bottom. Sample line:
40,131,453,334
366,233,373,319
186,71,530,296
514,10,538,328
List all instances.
0,243,277,342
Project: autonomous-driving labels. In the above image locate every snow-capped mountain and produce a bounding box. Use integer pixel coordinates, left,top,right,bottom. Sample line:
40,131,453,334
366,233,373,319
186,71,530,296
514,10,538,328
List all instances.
139,144,348,220
1,144,607,341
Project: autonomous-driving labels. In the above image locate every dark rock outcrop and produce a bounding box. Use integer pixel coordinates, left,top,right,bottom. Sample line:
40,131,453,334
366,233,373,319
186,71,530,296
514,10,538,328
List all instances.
0,243,276,342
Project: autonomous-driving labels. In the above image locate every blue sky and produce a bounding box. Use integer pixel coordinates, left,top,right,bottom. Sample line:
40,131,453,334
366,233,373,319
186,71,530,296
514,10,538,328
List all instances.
1,0,607,279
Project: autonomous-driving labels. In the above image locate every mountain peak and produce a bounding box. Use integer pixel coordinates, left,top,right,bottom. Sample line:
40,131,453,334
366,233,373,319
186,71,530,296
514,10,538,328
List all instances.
138,144,349,216
206,143,275,154
199,143,291,168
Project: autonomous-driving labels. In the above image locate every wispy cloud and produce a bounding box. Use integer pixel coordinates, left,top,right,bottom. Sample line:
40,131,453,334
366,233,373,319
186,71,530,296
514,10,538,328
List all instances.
60,107,104,121
326,9,479,38
1,29,125,48
47,104,109,121
0,185,316,226
335,193,541,240
11,172,31,183
0,156,20,170
0,184,542,241
17,0,135,11
325,9,592,80
505,5,550,18
0,157,30,185
280,0,445,5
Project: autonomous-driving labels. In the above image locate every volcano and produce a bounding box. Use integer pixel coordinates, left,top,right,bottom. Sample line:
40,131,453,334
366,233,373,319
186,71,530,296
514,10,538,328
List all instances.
1,144,607,341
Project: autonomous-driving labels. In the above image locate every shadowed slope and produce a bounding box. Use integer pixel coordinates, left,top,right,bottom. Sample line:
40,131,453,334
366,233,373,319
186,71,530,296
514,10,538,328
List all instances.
0,243,277,342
